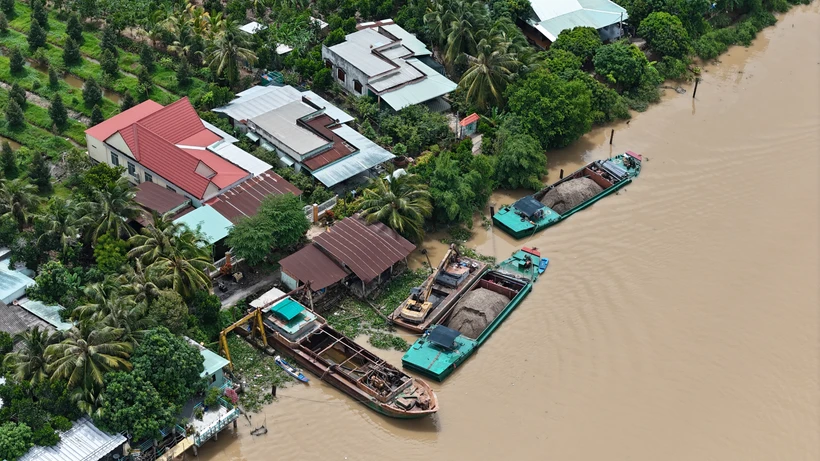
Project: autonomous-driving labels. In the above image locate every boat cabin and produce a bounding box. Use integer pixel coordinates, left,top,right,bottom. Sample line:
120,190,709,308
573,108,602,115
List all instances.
263,297,320,342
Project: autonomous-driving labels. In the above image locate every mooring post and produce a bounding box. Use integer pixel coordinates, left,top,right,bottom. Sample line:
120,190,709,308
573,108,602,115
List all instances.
271,385,277,397
559,169,564,179
609,129,614,145
693,77,699,99
193,445,198,457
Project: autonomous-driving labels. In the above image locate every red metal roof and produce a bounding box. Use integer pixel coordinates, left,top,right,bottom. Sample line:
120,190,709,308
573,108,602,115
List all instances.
130,125,212,198
136,97,210,144
279,244,349,291
301,114,355,171
625,151,643,161
84,100,163,141
206,171,302,223
313,216,415,283
459,113,479,127
182,148,248,188
134,181,190,214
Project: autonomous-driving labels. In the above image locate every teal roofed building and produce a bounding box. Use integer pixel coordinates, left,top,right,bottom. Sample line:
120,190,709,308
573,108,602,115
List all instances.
185,337,231,389
520,0,628,49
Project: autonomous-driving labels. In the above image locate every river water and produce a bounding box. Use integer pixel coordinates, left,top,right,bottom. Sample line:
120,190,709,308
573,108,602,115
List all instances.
199,4,819,460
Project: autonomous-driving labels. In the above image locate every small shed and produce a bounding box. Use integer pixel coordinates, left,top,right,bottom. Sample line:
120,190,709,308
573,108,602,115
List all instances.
459,113,479,138
0,301,50,337
186,337,231,389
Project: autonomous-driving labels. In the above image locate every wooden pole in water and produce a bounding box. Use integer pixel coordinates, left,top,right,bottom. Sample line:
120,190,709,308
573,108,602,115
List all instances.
609,129,614,145
693,77,699,99
559,169,564,179
271,385,277,397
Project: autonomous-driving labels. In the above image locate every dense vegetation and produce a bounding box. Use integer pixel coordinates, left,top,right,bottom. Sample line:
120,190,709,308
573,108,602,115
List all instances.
0,0,806,457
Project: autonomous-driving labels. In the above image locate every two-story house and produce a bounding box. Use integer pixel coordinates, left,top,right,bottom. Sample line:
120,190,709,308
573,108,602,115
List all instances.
85,98,272,206
321,19,457,111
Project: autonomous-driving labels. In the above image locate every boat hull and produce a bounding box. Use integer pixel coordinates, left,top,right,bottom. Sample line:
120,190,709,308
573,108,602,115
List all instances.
389,259,488,334
493,152,642,239
256,325,438,419
402,270,534,381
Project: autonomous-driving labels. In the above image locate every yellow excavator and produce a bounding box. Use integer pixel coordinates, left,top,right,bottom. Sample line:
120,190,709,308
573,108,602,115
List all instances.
400,244,457,323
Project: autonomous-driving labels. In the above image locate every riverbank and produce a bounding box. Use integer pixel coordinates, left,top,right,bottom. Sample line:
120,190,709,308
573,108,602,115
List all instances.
196,3,820,460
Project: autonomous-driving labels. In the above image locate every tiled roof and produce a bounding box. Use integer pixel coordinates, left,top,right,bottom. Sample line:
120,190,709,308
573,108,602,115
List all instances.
84,100,163,141
313,216,415,283
206,171,302,223
279,244,348,291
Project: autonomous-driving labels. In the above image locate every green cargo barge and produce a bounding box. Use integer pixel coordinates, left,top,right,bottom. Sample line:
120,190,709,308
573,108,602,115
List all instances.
493,151,643,239
401,248,545,381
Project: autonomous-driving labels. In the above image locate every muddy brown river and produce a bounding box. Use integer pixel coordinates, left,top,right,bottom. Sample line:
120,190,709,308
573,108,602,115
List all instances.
198,5,819,460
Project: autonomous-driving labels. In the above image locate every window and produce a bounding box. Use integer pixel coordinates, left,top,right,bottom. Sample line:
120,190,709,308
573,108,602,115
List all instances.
354,80,363,94
110,152,119,166
144,172,153,183
127,162,136,176
325,59,333,69
337,68,346,83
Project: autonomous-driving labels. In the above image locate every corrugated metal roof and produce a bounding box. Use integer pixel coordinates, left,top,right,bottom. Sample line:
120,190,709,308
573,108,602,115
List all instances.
174,205,233,244
215,86,353,126
269,297,305,321
209,141,272,177
250,286,287,309
202,120,238,144
313,216,415,283
250,101,329,156
19,417,126,461
381,23,431,57
206,171,302,223
378,58,457,111
84,100,163,141
19,299,73,331
0,261,35,304
369,56,425,93
531,0,627,41
135,181,190,215
329,28,398,77
279,244,348,291
239,21,266,34
185,336,230,377
0,301,50,336
309,125,394,187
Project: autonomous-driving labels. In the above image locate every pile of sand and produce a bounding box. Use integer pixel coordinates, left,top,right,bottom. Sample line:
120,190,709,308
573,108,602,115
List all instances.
446,288,510,339
539,177,603,214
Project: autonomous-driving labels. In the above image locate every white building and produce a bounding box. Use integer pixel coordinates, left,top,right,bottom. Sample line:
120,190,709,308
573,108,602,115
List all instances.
321,19,457,111
521,0,628,48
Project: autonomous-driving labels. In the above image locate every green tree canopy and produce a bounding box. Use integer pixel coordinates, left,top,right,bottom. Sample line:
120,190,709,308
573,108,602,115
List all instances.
551,26,603,64
0,422,32,461
63,36,82,66
76,162,124,198
90,104,104,125
505,69,593,149
593,41,652,90
30,0,47,29
492,116,546,190
5,99,24,128
49,94,68,129
9,47,24,74
226,193,309,266
66,13,83,44
0,12,7,36
83,77,103,108
48,66,59,88
145,291,189,333
94,233,127,273
638,12,691,58
9,83,26,109
94,371,176,441
28,261,83,311
0,141,14,177
28,151,51,193
540,48,583,75
120,92,135,111
132,327,205,407
27,18,46,52
100,48,119,76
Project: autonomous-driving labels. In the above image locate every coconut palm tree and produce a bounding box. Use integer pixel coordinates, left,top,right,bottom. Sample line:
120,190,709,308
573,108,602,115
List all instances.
0,179,42,230
147,250,214,299
72,276,121,321
205,20,257,86
355,174,432,243
82,177,141,241
127,212,187,266
118,260,164,306
442,0,487,72
46,325,133,413
37,198,82,253
2,326,60,384
459,34,521,110
101,302,154,346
